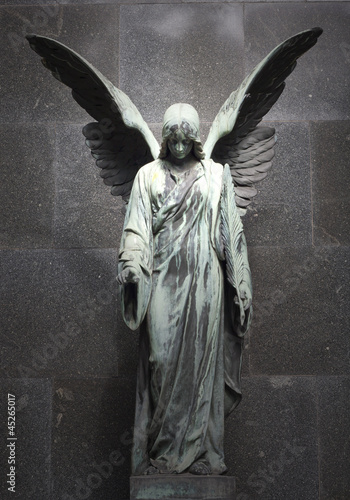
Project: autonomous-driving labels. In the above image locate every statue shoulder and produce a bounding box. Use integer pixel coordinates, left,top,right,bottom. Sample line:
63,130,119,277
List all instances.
202,158,224,177
136,159,163,179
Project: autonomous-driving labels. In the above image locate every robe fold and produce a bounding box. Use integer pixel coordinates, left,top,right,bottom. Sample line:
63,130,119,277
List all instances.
118,159,252,475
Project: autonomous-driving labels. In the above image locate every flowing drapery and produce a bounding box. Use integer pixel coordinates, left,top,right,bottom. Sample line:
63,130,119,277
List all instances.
119,159,251,474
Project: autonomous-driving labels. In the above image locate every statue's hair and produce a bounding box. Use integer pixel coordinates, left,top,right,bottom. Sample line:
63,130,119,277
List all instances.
159,121,205,160
158,103,205,160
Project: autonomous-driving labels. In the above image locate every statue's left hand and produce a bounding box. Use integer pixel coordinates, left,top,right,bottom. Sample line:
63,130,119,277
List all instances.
235,285,252,311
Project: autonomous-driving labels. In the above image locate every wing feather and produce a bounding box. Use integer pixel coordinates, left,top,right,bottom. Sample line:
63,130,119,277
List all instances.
221,165,246,324
204,28,322,213
27,34,159,201
214,126,275,211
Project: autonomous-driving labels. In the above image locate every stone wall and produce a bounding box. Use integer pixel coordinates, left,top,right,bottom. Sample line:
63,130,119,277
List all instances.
0,1,349,499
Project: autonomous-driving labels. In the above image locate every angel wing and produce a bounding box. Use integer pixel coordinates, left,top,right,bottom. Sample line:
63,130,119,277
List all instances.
203,27,323,215
26,35,159,202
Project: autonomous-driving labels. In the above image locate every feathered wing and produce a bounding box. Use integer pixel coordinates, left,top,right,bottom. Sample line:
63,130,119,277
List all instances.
221,165,245,325
26,34,159,201
203,27,323,214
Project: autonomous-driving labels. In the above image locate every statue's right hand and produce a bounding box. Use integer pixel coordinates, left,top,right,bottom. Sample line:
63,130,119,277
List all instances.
116,268,140,285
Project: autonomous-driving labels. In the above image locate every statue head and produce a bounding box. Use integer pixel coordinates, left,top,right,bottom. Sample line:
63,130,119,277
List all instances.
159,103,205,160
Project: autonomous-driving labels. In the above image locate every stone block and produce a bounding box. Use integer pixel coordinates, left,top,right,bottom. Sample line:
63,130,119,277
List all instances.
1,4,119,123
225,376,318,500
247,246,350,375
317,376,350,499
311,120,350,246
244,121,311,248
130,475,236,500
119,4,244,124
0,379,51,499
0,124,55,248
53,124,124,249
52,378,135,500
245,4,350,120
0,249,121,379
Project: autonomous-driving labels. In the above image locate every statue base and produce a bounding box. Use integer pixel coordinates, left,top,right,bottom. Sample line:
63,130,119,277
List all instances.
130,474,236,500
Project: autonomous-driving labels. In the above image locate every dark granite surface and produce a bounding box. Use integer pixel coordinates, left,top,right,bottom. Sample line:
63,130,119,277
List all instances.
0,4,119,123
53,124,124,249
0,249,120,379
119,4,245,124
248,246,350,376
244,121,312,247
317,376,350,500
0,379,51,500
0,124,55,249
0,2,349,499
226,376,319,500
52,378,135,500
311,120,350,246
245,3,350,121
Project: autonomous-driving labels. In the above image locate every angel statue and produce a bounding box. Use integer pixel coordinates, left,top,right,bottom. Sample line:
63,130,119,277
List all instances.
27,27,322,477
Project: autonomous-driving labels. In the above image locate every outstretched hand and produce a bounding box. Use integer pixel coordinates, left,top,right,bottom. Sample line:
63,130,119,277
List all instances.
116,268,140,285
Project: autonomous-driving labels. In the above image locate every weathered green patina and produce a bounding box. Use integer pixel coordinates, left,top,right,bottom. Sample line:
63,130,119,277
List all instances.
26,27,322,479
118,104,252,475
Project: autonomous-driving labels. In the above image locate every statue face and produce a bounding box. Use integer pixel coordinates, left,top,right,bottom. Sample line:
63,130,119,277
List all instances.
167,130,193,160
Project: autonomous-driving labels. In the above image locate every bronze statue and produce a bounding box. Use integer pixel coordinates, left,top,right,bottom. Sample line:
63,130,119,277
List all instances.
27,27,322,476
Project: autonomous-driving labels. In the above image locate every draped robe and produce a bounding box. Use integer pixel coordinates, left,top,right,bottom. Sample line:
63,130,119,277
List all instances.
118,158,252,475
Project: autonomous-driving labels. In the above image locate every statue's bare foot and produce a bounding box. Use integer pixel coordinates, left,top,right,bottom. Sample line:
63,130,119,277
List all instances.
188,461,212,475
143,465,160,475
